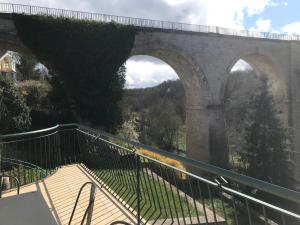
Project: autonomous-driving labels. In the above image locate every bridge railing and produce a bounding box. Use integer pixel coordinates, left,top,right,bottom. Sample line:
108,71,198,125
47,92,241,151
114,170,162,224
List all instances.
0,3,299,41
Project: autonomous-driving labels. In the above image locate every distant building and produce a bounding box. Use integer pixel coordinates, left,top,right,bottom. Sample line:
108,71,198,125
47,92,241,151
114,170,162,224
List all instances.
0,51,16,80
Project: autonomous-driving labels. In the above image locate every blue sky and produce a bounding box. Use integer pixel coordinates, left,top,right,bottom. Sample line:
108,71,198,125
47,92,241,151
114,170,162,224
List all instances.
2,0,300,88
240,0,300,35
244,0,298,31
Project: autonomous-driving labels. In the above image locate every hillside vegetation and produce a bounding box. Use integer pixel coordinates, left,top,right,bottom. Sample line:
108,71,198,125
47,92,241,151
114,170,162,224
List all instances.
120,80,186,152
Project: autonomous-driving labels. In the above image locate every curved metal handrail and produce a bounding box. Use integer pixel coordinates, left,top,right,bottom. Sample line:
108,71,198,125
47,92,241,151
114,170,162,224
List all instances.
0,123,77,140
0,157,49,191
110,222,131,225
68,182,97,225
1,157,48,177
0,175,20,198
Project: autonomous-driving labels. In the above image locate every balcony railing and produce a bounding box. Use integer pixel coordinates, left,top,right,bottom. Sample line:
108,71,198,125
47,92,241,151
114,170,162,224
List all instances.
0,3,300,42
0,124,300,225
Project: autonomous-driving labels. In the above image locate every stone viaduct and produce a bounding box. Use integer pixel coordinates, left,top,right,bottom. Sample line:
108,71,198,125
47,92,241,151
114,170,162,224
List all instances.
132,31,300,164
0,8,299,184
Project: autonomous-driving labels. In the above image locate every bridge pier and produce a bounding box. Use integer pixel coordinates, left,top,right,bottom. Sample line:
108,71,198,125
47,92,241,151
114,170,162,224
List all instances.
185,105,210,164
208,104,229,168
185,102,229,171
290,42,300,190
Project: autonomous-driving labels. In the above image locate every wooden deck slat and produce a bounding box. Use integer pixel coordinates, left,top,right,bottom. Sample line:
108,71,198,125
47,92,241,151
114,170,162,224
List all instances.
2,164,136,225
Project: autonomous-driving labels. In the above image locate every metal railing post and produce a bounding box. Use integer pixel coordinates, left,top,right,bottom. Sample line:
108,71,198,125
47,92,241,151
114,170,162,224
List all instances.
56,132,62,167
136,155,141,225
0,138,2,172
86,183,96,225
0,177,2,198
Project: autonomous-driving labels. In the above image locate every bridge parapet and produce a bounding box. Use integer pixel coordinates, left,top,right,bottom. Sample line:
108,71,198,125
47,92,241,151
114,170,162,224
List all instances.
0,3,299,42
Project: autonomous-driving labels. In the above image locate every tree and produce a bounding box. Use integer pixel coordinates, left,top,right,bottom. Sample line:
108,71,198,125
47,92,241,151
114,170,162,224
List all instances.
13,15,136,131
121,80,186,151
17,79,61,130
48,75,76,125
0,77,31,134
17,80,51,111
16,54,40,81
240,76,294,188
224,70,262,155
147,101,182,151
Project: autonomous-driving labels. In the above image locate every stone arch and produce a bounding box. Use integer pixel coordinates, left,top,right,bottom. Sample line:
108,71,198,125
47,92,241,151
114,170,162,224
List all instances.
222,52,290,169
130,45,212,163
226,53,288,97
131,48,210,107
223,53,289,125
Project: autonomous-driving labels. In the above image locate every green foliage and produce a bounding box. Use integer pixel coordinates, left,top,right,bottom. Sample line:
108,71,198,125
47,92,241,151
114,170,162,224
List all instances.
13,14,136,130
240,77,294,188
124,80,185,122
16,79,63,129
225,70,262,154
122,80,186,151
16,54,40,80
47,75,76,124
0,77,31,134
17,80,51,111
147,101,182,150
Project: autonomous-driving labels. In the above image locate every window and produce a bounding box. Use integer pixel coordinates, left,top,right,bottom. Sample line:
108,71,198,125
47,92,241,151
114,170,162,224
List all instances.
4,63,9,69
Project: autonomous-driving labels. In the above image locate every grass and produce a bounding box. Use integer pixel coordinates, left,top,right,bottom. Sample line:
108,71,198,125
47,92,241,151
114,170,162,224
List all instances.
204,198,236,225
90,165,237,224
92,167,202,221
83,140,238,223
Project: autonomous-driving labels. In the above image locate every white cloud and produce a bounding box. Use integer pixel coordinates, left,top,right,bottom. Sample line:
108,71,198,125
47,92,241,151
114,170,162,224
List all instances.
231,60,253,72
282,22,300,35
256,18,272,31
198,0,276,29
125,56,178,89
250,18,272,32
164,0,186,6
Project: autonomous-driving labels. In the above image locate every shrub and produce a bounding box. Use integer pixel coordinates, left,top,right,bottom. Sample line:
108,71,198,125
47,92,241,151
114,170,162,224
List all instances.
0,77,31,133
137,148,187,180
17,80,52,111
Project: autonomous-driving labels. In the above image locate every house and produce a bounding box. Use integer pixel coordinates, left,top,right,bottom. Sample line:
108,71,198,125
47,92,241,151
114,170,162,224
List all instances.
0,51,16,79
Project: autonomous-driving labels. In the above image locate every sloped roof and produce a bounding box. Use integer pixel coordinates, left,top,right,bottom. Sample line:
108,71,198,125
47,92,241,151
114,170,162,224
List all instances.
0,51,13,62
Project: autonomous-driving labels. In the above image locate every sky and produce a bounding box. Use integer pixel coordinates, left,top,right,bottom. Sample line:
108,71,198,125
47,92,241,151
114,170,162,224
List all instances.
3,0,300,88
